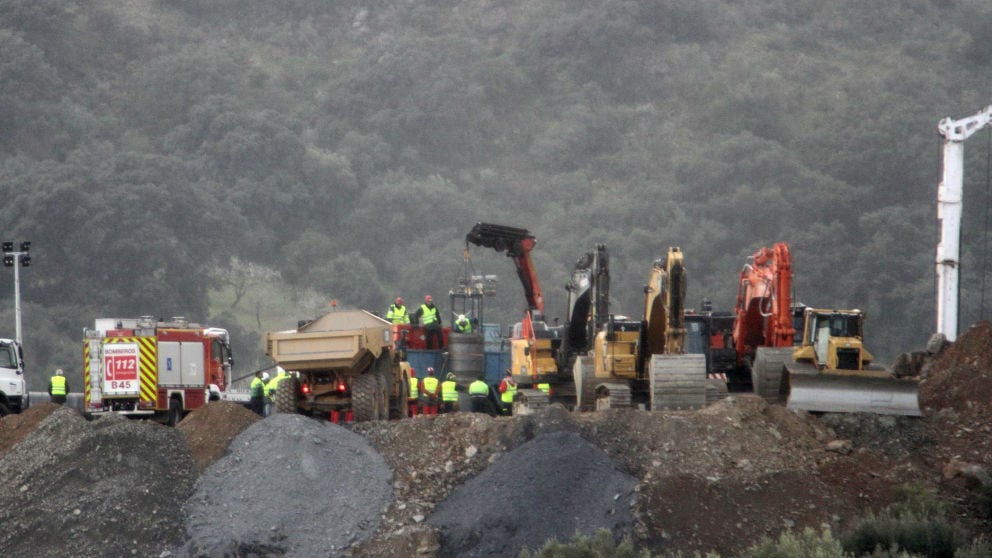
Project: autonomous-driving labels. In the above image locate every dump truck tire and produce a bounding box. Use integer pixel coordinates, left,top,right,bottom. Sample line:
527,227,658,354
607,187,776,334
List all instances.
394,373,409,419
275,377,299,414
352,373,379,422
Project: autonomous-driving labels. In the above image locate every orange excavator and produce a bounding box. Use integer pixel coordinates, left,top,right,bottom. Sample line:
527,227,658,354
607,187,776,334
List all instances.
731,242,797,400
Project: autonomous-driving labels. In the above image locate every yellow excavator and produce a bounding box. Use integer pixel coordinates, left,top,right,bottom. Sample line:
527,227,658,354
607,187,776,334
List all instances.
780,307,921,416
571,246,707,411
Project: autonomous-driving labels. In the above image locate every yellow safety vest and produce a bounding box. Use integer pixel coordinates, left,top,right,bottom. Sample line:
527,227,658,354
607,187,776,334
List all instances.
409,375,419,399
441,380,458,402
420,305,439,326
469,380,489,396
250,377,265,398
50,375,67,396
266,372,288,397
537,383,550,394
500,379,517,403
455,320,472,333
387,304,409,324
422,376,439,396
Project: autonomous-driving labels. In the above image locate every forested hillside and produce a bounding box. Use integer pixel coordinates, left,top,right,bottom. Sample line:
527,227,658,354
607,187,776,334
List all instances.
1,0,991,388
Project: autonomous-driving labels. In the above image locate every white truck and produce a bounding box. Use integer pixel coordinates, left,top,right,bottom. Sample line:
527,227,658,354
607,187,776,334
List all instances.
0,337,27,416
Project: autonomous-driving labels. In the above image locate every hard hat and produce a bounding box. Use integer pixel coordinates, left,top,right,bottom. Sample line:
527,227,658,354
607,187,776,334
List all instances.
395,297,404,305
262,372,270,381
457,314,467,322
424,295,433,302
446,372,456,380
427,366,435,374
409,368,417,377
55,368,64,376
276,366,286,375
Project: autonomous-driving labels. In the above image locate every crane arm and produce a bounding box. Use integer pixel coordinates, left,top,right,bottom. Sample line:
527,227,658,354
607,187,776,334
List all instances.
465,223,545,318
936,105,992,342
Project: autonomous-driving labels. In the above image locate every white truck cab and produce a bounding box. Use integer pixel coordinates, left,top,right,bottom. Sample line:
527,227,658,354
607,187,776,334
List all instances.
0,338,27,415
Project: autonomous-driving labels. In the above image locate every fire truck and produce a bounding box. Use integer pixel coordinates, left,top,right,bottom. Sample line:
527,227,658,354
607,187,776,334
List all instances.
83,316,234,425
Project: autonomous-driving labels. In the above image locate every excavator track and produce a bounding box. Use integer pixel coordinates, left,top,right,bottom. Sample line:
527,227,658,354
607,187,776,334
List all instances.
512,388,550,416
649,354,707,410
784,362,921,416
750,347,793,404
594,382,632,410
705,378,729,405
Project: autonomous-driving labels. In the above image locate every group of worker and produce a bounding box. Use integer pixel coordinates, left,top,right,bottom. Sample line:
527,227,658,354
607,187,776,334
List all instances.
404,367,546,417
385,295,474,349
249,367,291,416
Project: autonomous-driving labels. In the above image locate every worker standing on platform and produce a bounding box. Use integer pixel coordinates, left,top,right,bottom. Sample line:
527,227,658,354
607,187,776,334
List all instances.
412,295,443,349
386,297,410,324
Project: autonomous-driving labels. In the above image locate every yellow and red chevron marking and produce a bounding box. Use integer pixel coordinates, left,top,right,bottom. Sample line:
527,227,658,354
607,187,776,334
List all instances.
103,336,159,406
83,343,90,406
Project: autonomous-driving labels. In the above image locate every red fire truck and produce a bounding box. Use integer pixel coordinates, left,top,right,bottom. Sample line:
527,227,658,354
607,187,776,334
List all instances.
83,316,234,425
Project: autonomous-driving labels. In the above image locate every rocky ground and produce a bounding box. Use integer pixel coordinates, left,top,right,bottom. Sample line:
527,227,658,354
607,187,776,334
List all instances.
2,322,992,557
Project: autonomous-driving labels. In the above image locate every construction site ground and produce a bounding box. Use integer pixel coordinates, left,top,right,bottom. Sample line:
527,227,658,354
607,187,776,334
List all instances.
2,322,992,557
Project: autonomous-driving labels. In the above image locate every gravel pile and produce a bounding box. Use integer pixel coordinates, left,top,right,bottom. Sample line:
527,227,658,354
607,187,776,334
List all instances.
427,430,637,557
181,413,393,557
0,407,196,558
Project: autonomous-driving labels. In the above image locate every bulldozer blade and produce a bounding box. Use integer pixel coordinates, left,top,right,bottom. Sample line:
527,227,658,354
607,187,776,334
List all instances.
785,373,921,417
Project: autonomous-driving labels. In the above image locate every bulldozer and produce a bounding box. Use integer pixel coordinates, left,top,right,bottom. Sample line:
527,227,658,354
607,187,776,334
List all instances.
775,307,921,416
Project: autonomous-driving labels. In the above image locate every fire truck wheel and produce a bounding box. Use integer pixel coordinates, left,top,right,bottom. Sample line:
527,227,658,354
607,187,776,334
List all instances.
352,373,378,422
274,376,299,414
167,398,183,427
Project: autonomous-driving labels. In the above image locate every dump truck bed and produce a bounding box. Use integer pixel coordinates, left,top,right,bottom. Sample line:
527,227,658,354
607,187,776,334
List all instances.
265,310,393,371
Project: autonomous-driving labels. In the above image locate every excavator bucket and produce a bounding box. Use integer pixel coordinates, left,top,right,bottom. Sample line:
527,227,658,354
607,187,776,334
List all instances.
784,365,921,417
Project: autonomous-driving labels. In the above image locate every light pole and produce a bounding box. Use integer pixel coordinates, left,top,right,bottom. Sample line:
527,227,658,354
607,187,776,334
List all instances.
3,241,31,347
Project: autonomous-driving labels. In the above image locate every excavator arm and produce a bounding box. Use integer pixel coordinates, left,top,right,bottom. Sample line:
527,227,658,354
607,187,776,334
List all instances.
732,242,795,365
644,247,687,355
465,223,545,319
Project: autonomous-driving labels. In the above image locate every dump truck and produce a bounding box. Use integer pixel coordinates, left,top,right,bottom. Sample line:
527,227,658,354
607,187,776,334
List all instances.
265,309,411,422
83,317,234,426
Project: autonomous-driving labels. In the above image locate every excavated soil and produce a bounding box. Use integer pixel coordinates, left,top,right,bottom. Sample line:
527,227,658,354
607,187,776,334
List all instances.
1,321,992,557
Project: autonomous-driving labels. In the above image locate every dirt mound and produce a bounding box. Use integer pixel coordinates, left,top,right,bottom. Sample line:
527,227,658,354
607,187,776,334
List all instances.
0,402,60,454
177,400,260,471
0,407,196,558
920,320,992,412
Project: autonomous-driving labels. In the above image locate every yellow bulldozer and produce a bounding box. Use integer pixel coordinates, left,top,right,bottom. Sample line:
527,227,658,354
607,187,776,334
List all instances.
778,307,921,416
